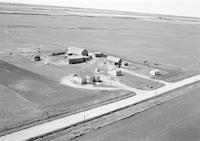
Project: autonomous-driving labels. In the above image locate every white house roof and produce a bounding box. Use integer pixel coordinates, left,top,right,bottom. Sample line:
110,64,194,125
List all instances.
106,56,122,63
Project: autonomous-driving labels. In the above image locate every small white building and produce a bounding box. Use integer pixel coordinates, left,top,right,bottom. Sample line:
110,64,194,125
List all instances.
88,53,95,59
150,69,161,76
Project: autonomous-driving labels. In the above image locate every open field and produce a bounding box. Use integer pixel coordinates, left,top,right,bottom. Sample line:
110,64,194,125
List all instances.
74,85,200,141
0,59,131,135
0,3,200,69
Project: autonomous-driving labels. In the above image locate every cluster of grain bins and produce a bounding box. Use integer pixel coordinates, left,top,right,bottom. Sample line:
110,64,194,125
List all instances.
85,75,101,84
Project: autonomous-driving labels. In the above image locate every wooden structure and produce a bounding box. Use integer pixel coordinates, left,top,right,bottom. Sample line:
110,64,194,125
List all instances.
67,47,88,56
67,55,86,64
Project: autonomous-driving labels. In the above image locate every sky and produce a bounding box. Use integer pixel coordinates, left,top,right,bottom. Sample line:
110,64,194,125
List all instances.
0,0,200,18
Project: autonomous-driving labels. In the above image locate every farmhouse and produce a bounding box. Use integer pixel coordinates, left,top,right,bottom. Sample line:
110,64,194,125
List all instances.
67,47,88,56
106,56,122,66
67,55,86,64
71,74,87,85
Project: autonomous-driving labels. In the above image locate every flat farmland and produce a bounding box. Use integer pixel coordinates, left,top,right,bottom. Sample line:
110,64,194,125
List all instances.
0,60,91,106
0,3,200,69
74,86,200,141
0,60,91,133
0,60,130,135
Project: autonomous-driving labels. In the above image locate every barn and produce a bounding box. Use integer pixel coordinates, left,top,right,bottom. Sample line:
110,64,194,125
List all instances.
106,56,122,66
67,55,86,64
67,47,88,56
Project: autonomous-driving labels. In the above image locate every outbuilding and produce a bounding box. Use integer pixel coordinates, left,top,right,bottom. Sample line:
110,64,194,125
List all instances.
94,75,101,82
67,55,86,64
94,52,104,57
106,56,122,66
32,55,41,61
150,69,161,76
67,47,88,56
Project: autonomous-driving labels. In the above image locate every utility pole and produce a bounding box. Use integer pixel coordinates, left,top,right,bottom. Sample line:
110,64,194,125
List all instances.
194,61,200,87
148,63,151,79
144,61,151,79
110,75,112,86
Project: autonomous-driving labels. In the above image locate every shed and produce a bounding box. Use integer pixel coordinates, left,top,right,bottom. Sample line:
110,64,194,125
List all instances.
94,52,104,57
67,55,85,64
150,69,161,76
68,47,88,56
33,55,41,61
106,56,122,66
